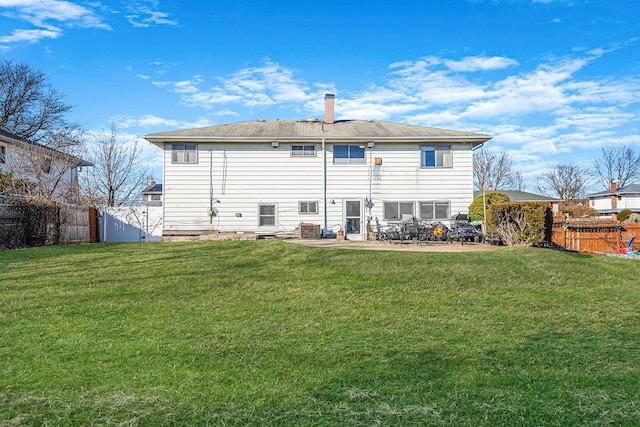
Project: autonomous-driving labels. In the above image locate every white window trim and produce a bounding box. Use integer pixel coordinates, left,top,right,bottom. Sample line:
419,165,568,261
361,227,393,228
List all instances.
171,144,198,164
333,145,366,164
299,201,319,214
291,145,316,157
419,201,451,221
420,145,452,168
383,201,415,220
258,203,277,228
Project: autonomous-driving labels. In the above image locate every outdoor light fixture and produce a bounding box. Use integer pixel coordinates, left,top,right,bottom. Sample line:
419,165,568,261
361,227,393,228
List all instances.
271,141,279,148
367,142,375,148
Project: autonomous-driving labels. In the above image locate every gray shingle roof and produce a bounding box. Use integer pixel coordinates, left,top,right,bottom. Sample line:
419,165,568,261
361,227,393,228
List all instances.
473,190,562,202
144,120,492,143
586,184,640,197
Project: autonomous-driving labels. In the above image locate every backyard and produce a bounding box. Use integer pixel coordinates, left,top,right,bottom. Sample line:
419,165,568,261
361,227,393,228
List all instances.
1,241,639,426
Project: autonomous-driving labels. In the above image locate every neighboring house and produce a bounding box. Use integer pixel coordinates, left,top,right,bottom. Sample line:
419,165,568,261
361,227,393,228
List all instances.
142,180,163,206
144,94,493,241
586,181,640,216
473,190,562,215
0,127,92,203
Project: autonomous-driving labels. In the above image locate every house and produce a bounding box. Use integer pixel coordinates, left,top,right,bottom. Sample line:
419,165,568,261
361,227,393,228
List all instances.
144,94,492,241
0,127,92,203
142,180,163,207
473,189,562,215
586,180,640,216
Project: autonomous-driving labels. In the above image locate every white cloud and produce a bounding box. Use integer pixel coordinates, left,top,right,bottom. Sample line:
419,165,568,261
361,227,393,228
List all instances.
126,6,177,28
0,0,110,29
0,28,60,43
154,61,313,110
444,55,519,72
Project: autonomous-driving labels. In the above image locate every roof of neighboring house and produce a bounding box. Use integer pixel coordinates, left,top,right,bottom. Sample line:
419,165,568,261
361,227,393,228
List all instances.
586,184,640,197
473,190,562,203
0,126,93,167
142,182,162,194
144,120,492,145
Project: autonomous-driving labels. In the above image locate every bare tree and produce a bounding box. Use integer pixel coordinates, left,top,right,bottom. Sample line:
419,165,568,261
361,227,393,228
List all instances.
473,146,518,190
510,170,526,191
536,164,591,203
81,124,150,207
593,145,640,190
0,58,73,141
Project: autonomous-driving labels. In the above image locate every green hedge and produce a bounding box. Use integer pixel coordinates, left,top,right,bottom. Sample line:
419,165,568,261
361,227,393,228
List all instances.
487,202,553,246
468,191,510,222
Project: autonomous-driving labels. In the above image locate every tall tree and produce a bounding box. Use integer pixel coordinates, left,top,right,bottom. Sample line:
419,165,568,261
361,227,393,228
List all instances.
536,164,591,203
473,146,518,190
0,58,73,141
592,145,640,190
81,124,150,207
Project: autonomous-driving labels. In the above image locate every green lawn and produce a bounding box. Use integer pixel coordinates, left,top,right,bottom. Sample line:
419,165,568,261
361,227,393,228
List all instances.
1,241,639,426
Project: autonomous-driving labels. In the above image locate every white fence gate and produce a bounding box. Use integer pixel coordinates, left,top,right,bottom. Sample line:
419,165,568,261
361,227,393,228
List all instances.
101,206,163,243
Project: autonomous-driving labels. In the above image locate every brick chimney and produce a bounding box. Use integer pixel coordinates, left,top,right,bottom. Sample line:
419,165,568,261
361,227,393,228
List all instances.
611,180,617,210
324,93,335,124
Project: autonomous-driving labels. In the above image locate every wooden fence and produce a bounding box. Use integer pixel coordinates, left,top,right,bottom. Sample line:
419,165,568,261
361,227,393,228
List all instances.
0,195,94,249
552,220,640,254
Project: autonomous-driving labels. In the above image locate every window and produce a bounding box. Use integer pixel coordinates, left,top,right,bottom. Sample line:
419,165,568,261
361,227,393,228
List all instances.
421,145,452,168
333,145,365,164
419,201,450,220
0,145,5,164
172,144,197,163
42,159,52,174
291,145,316,157
259,204,276,227
383,202,414,220
299,201,318,214
151,194,161,201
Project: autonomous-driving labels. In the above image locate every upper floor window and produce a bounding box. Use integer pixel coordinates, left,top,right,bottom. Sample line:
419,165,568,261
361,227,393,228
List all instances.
0,145,5,164
334,145,365,164
291,145,316,157
421,145,452,168
172,144,197,164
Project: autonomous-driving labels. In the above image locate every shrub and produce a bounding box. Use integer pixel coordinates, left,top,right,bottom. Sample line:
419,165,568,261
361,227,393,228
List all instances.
617,209,633,222
468,192,510,222
624,213,640,223
488,202,552,247
561,203,600,218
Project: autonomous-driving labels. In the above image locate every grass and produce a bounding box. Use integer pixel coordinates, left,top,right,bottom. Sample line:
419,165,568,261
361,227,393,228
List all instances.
1,240,639,426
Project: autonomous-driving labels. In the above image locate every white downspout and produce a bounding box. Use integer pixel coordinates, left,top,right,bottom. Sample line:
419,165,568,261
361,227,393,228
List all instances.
322,137,327,231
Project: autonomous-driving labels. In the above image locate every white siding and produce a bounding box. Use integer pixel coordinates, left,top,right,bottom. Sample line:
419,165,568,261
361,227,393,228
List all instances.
162,141,476,237
621,194,640,210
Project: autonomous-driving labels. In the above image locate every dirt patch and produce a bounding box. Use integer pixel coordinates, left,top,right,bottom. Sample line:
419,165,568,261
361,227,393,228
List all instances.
286,238,504,252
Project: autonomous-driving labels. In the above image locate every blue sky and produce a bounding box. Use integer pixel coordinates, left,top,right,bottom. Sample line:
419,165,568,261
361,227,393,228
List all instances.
1,0,639,191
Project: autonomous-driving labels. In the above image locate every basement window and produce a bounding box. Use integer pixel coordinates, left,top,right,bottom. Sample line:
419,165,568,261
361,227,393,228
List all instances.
299,201,318,214
259,204,276,227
